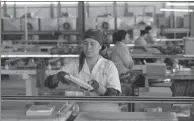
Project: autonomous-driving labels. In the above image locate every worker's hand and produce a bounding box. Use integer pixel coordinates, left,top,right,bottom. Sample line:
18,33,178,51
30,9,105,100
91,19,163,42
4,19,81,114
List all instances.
44,71,70,89
88,79,99,91
44,75,59,89
56,71,71,84
89,80,107,95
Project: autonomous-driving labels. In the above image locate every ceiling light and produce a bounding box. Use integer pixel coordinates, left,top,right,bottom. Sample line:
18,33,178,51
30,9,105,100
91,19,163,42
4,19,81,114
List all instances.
160,8,193,12
166,2,194,6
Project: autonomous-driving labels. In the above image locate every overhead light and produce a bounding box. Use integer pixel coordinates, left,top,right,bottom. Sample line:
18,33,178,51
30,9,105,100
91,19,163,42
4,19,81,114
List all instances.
160,8,193,12
166,2,194,6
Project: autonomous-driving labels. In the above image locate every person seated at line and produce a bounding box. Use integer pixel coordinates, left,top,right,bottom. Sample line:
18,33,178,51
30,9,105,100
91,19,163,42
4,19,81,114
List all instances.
135,30,148,49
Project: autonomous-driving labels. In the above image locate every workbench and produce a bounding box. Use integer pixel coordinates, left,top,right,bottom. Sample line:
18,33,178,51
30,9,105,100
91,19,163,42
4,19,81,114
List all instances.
1,102,74,121
145,70,194,96
74,112,178,121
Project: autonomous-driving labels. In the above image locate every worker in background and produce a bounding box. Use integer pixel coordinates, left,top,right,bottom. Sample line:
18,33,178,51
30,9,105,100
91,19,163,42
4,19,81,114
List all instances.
158,25,166,38
110,30,134,76
145,26,155,44
110,30,134,96
134,30,148,49
100,31,118,59
45,29,122,113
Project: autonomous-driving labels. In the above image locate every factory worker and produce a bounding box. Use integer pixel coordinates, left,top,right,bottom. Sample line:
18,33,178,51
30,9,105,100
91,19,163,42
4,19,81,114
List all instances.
110,30,134,77
109,30,134,97
145,26,155,44
135,30,148,49
45,29,122,112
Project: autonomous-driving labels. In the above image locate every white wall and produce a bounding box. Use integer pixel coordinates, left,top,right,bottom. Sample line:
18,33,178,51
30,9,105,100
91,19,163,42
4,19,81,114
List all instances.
1,2,190,18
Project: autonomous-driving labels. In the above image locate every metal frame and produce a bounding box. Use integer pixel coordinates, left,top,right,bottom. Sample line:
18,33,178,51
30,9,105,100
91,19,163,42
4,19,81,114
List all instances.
1,2,194,118
0,1,2,119
2,95,194,104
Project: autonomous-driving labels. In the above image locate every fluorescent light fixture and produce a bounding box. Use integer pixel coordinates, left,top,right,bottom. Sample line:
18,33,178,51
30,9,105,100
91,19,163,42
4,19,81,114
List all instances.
110,44,134,47
160,8,193,12
3,1,78,5
166,2,194,6
1,55,79,58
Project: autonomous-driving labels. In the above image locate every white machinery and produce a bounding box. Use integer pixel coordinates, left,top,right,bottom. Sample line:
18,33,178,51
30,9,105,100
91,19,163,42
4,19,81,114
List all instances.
117,17,135,30
97,17,115,30
3,18,21,31
58,17,77,31
21,18,39,31
85,18,97,30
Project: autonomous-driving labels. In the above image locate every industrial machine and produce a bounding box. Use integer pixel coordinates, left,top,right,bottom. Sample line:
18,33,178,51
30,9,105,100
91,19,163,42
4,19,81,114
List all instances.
117,17,135,30
97,17,115,30
2,18,21,31
85,18,97,30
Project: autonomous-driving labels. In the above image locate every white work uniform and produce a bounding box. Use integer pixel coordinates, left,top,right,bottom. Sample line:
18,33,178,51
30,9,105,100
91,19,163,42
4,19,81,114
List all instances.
58,55,121,112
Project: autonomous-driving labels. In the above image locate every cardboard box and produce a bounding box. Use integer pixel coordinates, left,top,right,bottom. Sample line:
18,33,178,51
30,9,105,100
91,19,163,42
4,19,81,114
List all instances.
145,63,166,75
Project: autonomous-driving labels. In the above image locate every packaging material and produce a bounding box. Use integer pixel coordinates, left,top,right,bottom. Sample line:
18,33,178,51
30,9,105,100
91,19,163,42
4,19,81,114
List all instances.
26,105,55,116
65,91,84,96
64,74,94,91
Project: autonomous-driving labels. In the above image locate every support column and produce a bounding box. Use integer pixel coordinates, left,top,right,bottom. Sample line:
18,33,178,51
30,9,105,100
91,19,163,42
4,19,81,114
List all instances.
113,2,117,30
86,2,89,18
77,1,85,39
0,1,2,119
50,3,54,18
14,2,16,18
189,6,194,36
3,2,7,16
124,2,128,17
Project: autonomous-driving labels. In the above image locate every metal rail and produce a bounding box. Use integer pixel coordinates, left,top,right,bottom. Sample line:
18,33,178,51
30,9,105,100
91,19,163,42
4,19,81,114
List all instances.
2,96,194,103
1,54,194,59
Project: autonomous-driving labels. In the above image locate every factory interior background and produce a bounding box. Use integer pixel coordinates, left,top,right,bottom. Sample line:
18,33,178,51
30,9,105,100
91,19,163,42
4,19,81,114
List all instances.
1,1,194,121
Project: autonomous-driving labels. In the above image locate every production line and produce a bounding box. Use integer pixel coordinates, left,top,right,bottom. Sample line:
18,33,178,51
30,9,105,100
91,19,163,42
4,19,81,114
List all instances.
1,1,194,121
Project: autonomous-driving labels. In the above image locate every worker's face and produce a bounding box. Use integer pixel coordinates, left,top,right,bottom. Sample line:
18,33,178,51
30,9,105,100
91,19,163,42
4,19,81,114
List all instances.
123,33,130,44
82,38,101,58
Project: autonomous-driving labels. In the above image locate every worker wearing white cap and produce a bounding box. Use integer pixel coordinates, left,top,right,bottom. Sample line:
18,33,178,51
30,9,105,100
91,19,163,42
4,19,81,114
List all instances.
45,29,121,112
